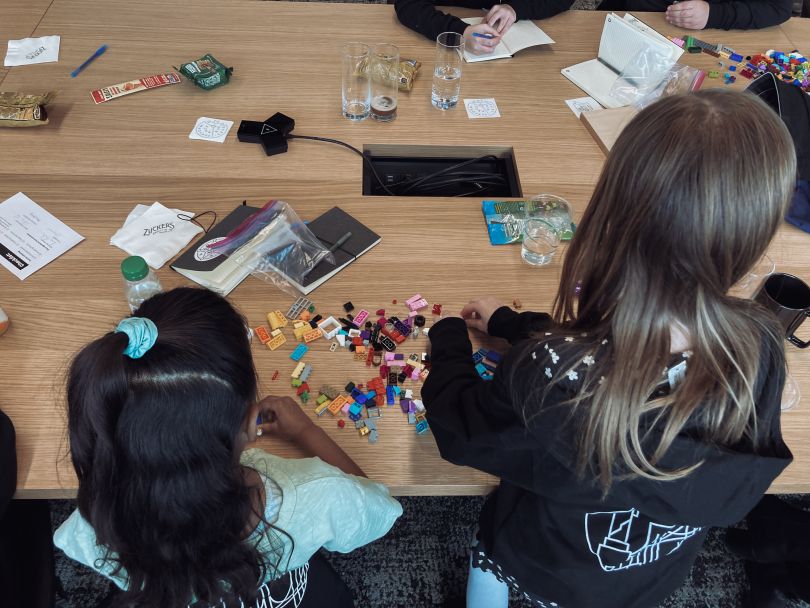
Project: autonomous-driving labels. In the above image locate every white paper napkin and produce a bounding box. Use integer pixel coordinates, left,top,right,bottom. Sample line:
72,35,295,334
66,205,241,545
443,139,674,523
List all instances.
4,36,61,67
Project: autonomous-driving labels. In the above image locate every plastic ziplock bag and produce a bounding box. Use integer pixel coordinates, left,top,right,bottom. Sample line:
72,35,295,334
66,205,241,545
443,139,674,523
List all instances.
609,46,677,107
634,63,706,109
208,200,333,296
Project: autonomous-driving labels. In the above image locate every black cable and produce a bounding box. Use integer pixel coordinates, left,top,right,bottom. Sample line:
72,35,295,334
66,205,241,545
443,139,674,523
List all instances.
286,134,397,196
288,135,506,197
397,155,501,194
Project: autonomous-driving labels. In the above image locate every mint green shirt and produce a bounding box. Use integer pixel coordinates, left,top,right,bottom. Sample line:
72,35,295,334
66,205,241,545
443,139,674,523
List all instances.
54,448,403,590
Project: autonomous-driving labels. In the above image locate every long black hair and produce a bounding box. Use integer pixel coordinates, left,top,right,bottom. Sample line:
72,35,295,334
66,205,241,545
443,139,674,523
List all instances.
67,287,275,607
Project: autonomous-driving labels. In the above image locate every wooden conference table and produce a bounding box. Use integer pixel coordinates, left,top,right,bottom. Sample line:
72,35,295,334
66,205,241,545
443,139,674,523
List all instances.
0,0,808,498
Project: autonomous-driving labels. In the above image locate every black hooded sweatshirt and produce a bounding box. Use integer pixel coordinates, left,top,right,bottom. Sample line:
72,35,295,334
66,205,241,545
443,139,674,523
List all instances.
422,307,792,608
394,0,574,42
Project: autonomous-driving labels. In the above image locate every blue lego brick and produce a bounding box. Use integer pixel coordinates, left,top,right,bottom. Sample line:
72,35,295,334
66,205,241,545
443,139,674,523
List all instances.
415,420,430,434
290,344,308,361
393,386,401,396
485,350,503,364
348,402,362,417
730,52,743,62
348,412,362,422
475,363,488,376
386,385,395,405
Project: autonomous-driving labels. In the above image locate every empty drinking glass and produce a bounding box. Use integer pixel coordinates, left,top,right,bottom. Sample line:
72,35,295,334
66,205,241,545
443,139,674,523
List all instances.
342,42,370,121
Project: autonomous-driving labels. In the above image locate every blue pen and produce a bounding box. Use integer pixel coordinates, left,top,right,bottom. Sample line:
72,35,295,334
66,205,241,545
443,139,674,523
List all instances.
70,44,107,78
472,32,496,39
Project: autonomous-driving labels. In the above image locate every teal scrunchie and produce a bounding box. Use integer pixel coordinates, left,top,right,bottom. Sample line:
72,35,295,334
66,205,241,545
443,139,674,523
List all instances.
115,317,158,359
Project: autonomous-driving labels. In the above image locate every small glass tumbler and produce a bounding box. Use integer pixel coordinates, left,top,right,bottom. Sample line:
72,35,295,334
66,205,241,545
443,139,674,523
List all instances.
342,42,370,121
431,32,463,110
370,43,399,122
526,194,574,240
521,219,561,266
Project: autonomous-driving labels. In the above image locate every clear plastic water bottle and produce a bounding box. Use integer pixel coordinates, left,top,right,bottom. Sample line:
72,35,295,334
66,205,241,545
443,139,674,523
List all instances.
121,256,162,313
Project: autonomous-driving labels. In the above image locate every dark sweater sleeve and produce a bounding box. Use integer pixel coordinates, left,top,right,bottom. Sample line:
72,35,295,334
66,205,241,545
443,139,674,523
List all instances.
0,411,16,515
422,317,547,488
507,0,576,20
487,306,553,343
705,0,792,29
394,0,575,42
394,0,469,41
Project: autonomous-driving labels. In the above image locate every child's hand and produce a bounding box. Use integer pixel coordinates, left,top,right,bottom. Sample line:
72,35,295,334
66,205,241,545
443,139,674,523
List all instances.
460,297,506,333
258,395,314,441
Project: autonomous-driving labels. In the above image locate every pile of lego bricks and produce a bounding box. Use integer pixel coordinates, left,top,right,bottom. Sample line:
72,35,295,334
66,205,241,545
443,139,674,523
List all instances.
251,294,501,444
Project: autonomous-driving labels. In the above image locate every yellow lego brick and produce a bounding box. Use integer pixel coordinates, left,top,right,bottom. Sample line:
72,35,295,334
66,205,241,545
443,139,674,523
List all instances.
359,426,370,436
303,328,323,343
266,310,289,330
291,361,306,379
293,325,309,341
267,331,287,351
327,395,348,416
314,401,330,416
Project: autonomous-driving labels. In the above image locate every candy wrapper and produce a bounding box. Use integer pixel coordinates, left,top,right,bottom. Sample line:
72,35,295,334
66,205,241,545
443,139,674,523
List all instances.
360,57,421,92
0,91,56,127
177,54,233,90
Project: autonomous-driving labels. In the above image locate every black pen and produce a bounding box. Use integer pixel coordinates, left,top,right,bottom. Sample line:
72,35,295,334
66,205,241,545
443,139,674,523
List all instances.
303,231,352,279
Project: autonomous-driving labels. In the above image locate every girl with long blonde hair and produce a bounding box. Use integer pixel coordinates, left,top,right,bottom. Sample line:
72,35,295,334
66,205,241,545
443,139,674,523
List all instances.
423,89,796,608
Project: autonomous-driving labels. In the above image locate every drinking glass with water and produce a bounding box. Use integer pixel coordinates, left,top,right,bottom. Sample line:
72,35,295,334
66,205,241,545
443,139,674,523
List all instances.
432,32,463,110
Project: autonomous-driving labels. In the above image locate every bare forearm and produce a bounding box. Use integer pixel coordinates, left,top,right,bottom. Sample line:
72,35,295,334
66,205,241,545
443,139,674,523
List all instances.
298,425,367,477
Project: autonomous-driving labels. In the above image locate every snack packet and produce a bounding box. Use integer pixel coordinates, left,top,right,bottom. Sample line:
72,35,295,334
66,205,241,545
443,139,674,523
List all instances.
177,54,233,90
0,91,56,127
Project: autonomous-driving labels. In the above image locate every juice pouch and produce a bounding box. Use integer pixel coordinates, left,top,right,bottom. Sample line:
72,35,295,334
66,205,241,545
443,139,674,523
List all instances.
177,54,233,90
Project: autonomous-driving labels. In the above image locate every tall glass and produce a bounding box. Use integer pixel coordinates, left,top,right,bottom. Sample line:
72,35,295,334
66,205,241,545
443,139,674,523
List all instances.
342,42,370,121
431,32,463,110
370,43,399,122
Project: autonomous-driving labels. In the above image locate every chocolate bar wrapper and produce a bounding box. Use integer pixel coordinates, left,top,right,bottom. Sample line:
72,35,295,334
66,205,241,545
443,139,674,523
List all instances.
0,91,56,127
90,72,181,104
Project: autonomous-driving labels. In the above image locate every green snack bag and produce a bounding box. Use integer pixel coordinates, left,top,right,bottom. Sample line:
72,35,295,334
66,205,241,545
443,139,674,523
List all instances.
176,54,233,90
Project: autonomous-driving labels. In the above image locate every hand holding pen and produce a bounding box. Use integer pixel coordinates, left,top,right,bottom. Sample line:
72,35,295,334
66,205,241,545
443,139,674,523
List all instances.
463,23,501,55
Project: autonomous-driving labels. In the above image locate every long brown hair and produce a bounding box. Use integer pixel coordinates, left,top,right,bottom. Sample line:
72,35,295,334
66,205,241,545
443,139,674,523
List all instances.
545,90,796,490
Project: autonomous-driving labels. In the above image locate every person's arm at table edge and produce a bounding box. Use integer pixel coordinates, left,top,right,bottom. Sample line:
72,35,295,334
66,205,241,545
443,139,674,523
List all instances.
508,0,576,20
706,0,792,29
394,0,468,41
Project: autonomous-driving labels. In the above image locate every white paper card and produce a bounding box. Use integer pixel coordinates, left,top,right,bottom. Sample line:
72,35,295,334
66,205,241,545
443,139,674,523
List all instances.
188,117,233,143
464,98,500,119
4,36,61,67
0,192,84,280
565,97,602,118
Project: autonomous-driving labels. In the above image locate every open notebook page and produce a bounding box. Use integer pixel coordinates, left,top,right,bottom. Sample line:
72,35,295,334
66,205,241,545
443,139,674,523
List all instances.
462,17,554,62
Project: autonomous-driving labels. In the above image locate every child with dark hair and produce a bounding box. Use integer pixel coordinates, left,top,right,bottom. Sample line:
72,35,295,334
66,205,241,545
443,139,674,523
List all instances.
54,287,401,608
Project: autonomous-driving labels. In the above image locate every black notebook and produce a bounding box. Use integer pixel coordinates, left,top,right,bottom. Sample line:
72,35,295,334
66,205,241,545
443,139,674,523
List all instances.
291,206,381,294
170,204,261,295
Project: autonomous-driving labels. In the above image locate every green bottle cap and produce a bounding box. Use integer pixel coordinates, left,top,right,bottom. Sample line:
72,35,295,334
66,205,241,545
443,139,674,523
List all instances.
121,256,149,281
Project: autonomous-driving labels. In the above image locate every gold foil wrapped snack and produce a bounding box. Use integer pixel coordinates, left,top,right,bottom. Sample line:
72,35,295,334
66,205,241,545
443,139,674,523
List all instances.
0,91,56,127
